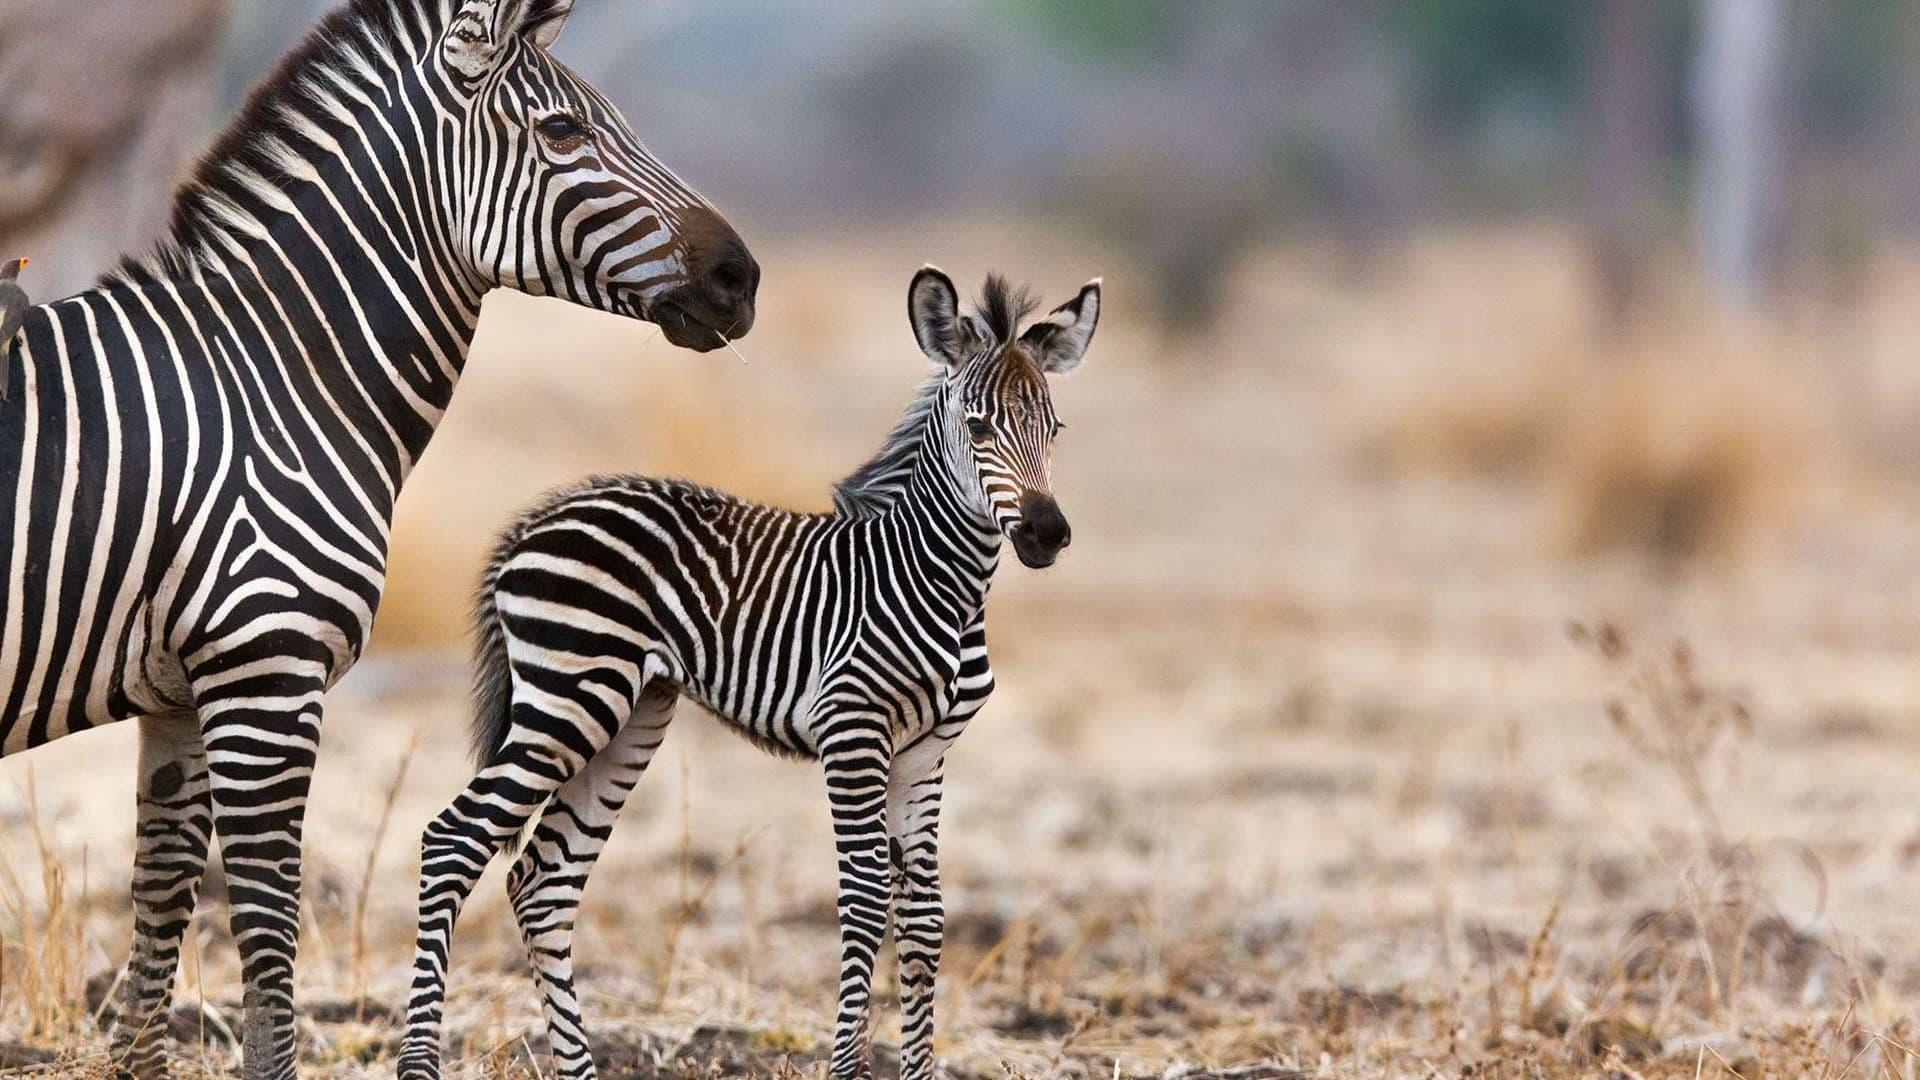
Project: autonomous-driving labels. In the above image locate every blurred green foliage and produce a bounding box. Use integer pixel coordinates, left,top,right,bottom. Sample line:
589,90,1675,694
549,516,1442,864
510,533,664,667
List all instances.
1795,0,1903,141
993,0,1180,66
1394,0,1587,131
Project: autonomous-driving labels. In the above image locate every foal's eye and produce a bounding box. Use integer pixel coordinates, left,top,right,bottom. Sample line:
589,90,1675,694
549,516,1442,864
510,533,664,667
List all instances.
965,417,992,439
537,114,586,143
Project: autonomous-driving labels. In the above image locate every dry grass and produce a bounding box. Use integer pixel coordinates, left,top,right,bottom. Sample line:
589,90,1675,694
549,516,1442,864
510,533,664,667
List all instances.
1354,253,1828,563
8,223,1920,1077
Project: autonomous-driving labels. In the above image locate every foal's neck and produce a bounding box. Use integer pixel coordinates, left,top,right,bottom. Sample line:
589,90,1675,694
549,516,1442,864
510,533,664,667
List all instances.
881,416,1004,608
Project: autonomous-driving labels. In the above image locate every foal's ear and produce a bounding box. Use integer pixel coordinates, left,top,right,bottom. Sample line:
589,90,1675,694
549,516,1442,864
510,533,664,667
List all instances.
1019,278,1101,375
908,266,968,367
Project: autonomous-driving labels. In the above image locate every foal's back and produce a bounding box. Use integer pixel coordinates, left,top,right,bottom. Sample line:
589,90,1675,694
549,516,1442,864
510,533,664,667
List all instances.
484,474,858,750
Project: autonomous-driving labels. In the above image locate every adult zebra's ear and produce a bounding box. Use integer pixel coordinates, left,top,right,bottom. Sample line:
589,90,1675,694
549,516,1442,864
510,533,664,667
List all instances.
909,266,968,368
519,0,575,47
1019,278,1101,375
444,0,576,78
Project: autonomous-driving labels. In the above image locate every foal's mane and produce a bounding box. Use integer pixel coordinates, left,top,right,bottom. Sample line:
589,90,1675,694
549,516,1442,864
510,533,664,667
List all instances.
831,274,1037,519
830,372,944,519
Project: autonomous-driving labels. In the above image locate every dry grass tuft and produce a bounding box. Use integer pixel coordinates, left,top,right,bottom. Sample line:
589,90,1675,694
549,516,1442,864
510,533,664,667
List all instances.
1367,330,1815,560
1547,338,1813,561
1570,623,1753,846
1344,228,1835,561
1364,361,1572,480
0,771,91,1047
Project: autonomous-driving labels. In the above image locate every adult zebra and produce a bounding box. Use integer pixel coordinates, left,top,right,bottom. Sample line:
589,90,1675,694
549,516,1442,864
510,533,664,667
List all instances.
0,1,756,1076
402,268,1099,1080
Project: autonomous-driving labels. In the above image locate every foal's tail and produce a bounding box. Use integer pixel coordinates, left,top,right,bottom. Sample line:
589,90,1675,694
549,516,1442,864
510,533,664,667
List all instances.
468,495,549,768
467,551,515,770
467,478,620,769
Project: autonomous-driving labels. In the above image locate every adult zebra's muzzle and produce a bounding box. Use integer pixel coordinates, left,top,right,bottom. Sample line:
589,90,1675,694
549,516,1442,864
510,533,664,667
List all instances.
651,207,758,353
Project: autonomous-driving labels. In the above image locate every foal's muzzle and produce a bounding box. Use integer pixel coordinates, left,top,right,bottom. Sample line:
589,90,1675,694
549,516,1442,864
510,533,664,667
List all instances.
1010,491,1071,569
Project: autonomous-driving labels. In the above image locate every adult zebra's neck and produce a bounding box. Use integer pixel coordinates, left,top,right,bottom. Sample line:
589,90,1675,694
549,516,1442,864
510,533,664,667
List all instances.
112,0,484,487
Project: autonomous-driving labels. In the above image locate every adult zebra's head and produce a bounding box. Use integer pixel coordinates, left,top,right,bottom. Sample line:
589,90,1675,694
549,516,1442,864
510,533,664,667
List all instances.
907,268,1101,569
435,0,758,350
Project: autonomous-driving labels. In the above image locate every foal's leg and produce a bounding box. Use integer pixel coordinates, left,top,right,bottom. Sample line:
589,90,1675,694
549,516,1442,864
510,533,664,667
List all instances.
891,621,989,1080
508,684,676,1079
112,713,212,1080
887,736,951,1080
819,709,896,1080
398,667,638,1080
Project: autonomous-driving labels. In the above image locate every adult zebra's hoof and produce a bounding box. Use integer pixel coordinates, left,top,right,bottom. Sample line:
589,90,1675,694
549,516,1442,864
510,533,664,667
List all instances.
395,1038,444,1080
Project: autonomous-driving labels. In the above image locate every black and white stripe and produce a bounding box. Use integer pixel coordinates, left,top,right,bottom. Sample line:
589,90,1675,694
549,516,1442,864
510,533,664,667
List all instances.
0,3,755,1077
403,269,1100,1080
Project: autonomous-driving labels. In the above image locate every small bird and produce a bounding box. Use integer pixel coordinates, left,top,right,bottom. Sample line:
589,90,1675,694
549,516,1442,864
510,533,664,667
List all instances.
0,258,30,400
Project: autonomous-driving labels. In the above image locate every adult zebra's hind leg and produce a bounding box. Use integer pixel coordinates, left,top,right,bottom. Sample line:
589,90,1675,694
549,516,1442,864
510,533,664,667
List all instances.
398,667,637,1080
509,683,677,1079
111,714,212,1080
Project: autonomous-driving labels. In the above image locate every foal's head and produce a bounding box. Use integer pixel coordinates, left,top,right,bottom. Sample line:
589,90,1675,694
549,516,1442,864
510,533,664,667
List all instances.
907,268,1101,569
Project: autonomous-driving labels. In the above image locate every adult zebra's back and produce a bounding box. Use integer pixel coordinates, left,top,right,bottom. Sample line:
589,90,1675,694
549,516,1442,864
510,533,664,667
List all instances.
0,2,757,1076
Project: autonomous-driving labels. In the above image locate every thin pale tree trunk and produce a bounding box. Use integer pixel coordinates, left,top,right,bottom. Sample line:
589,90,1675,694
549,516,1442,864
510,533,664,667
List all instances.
1692,0,1791,315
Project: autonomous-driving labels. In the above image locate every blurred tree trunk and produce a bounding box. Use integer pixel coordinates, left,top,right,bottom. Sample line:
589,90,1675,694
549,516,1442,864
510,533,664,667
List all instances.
1319,0,1407,282
0,0,228,299
1585,0,1659,337
1692,0,1790,315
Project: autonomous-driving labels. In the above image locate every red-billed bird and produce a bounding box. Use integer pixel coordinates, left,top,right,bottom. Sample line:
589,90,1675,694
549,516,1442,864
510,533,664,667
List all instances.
0,258,28,400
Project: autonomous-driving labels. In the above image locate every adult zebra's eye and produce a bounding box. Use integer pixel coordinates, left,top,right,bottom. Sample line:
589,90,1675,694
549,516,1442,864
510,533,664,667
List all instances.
966,417,992,439
537,115,585,143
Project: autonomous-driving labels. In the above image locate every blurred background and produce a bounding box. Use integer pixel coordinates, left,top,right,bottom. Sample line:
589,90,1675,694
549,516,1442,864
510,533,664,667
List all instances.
7,1,1920,1075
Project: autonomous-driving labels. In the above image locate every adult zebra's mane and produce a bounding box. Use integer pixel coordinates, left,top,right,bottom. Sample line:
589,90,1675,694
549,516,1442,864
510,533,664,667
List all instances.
831,274,1038,519
107,0,432,285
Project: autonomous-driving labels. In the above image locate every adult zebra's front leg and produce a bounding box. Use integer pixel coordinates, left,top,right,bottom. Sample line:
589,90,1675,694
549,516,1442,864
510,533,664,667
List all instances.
112,714,213,1080
507,683,678,1079
820,711,896,1080
187,636,332,1080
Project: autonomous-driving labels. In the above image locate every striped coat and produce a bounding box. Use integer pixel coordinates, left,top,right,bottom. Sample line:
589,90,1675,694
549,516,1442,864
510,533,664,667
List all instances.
404,268,1101,1080
0,2,756,1076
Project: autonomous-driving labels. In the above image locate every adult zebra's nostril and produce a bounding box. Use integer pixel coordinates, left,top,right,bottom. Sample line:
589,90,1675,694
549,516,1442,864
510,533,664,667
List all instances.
673,207,760,339
712,257,752,297
694,246,758,336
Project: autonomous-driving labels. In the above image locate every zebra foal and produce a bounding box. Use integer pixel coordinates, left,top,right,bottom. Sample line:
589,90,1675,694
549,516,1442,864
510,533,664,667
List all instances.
403,267,1101,1079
